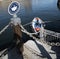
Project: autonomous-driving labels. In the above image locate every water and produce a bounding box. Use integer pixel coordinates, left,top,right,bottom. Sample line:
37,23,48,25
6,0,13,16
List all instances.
0,0,60,48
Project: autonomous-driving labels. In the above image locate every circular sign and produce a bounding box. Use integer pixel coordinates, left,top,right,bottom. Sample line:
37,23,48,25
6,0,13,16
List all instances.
8,1,20,15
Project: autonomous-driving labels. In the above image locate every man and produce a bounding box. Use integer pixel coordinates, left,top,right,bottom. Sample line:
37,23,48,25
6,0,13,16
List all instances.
10,14,24,54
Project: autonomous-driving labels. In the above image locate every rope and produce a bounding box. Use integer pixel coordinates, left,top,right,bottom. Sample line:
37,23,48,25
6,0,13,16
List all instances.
0,21,60,46
0,21,31,35
0,49,7,57
21,25,44,42
21,25,60,46
23,22,32,27
0,23,10,35
0,22,60,58
22,22,60,45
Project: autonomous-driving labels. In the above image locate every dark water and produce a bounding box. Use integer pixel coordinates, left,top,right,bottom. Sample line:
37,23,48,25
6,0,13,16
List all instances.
0,0,60,47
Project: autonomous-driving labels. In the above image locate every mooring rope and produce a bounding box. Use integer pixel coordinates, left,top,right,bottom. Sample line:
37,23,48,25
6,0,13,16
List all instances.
0,22,32,35
0,23,10,35
23,22,32,27
0,21,60,46
0,21,60,58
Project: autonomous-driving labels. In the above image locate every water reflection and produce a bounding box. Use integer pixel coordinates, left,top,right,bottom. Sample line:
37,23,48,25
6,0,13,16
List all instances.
0,1,3,11
0,0,11,11
32,0,57,13
22,0,32,14
57,0,60,10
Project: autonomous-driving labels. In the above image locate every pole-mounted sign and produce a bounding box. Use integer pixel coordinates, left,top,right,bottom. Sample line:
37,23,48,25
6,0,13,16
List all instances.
8,1,20,15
